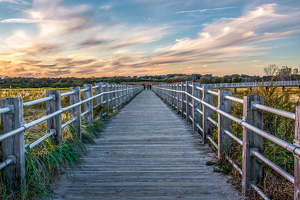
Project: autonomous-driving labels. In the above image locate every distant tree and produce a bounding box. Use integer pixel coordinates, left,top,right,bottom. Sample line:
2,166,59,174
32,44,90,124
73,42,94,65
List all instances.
232,75,240,83
113,78,121,84
212,76,222,83
292,68,299,80
181,77,187,82
173,78,182,82
199,77,211,84
166,78,173,83
264,64,278,76
222,76,229,83
277,66,292,81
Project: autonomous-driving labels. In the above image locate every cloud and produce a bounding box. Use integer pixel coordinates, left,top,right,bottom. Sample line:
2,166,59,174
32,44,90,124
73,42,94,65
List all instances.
0,0,28,4
100,5,111,10
1,18,40,23
1,2,299,77
252,60,260,62
176,7,236,14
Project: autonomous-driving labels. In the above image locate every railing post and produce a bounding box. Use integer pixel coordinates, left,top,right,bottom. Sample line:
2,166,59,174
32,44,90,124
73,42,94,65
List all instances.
180,82,184,116
295,106,300,200
46,90,62,146
103,83,108,108
185,81,189,121
108,83,112,108
193,82,201,131
1,98,25,192
218,89,232,159
171,83,174,108
176,83,179,113
70,86,82,139
242,95,264,196
202,85,213,144
95,82,102,107
83,84,93,124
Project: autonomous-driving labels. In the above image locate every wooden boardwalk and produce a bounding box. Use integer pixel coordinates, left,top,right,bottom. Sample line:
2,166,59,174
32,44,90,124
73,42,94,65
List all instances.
53,90,243,199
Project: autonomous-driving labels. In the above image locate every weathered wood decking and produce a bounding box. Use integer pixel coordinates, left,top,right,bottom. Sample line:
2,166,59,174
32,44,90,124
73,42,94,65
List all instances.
53,90,243,199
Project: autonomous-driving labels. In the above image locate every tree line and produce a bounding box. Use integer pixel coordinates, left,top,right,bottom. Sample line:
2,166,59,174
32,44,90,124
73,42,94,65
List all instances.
0,65,298,88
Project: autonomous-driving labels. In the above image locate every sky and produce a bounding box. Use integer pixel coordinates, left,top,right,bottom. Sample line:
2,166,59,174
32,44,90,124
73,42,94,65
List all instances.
0,0,299,78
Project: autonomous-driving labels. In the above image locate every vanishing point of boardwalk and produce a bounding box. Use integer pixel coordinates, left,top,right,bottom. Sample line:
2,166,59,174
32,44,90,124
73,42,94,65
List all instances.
53,90,243,199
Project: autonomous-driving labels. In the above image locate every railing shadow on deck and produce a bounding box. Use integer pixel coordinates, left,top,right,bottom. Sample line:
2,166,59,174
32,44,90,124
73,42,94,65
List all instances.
153,81,300,200
0,82,143,194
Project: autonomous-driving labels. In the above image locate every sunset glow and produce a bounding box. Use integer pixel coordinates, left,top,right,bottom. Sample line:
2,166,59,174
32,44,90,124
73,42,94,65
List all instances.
0,0,299,77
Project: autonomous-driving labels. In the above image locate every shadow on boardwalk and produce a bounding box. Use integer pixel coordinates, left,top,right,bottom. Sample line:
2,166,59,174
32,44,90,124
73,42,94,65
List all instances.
52,90,243,199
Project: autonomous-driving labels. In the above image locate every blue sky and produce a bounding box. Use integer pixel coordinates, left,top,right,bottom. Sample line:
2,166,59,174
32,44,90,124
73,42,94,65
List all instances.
0,0,299,77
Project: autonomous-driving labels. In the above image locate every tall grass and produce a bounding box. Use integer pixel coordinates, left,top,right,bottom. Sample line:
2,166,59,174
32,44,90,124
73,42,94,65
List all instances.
0,88,108,199
209,81,300,199
0,120,105,200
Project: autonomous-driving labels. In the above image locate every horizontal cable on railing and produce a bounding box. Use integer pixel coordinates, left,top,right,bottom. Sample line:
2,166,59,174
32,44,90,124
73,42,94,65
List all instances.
225,154,242,175
207,136,218,149
224,95,243,104
155,87,300,156
61,90,76,97
183,112,187,116
195,86,203,91
207,90,218,96
0,86,142,142
188,102,193,107
80,88,89,92
207,117,218,126
196,123,203,132
251,184,271,200
253,103,295,119
62,118,77,129
0,157,15,170
224,130,243,145
0,107,12,115
23,96,54,107
196,108,203,115
188,116,193,122
251,149,294,184
26,130,56,150
81,110,89,117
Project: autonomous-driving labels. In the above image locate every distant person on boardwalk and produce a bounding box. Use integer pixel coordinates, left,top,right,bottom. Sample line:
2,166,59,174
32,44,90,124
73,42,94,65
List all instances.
150,84,152,90
143,84,145,90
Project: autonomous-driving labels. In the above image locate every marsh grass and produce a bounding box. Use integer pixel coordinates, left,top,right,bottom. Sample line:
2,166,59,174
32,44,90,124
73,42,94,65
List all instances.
208,81,300,199
0,88,108,199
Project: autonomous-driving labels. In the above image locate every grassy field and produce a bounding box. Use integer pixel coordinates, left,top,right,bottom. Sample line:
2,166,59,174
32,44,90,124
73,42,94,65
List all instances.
0,87,109,199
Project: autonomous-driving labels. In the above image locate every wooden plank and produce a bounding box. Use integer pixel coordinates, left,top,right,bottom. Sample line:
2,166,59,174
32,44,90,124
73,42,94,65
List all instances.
218,89,232,159
84,84,93,124
54,90,243,200
202,85,213,144
1,98,25,192
69,86,82,139
242,95,264,196
295,106,300,200
46,90,62,145
193,82,201,131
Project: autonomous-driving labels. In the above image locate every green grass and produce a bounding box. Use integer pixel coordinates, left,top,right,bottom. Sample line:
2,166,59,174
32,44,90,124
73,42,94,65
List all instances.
0,120,105,200
0,88,69,91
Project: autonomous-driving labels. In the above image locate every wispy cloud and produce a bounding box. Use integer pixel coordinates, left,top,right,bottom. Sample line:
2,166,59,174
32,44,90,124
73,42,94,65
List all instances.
176,7,236,14
100,5,111,10
0,0,28,4
1,18,40,23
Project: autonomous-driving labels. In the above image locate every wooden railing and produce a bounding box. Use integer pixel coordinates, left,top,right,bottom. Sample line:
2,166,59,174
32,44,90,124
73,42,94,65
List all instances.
0,83,143,192
210,80,300,88
153,81,300,200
